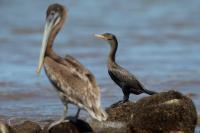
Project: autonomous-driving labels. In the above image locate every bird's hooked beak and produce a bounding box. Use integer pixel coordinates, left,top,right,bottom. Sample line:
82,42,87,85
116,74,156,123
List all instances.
94,34,107,40
36,12,60,75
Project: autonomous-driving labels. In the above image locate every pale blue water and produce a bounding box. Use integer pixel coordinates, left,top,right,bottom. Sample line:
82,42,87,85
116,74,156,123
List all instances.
0,0,199,130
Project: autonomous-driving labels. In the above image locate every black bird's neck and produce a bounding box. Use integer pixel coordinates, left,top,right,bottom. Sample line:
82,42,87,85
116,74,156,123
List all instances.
108,38,118,67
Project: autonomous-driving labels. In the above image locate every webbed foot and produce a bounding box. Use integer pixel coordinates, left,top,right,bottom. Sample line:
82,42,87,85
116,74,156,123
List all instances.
110,100,128,108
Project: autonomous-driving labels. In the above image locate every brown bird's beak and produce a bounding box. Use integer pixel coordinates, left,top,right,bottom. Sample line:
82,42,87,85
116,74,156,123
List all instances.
94,34,107,40
36,13,60,75
36,23,50,75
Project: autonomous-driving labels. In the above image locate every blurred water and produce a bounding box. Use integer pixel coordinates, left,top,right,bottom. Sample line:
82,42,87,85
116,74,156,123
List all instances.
0,0,199,129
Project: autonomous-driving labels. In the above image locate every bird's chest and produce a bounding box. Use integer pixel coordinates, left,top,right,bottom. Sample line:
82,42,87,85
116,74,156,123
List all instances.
108,70,126,88
43,57,67,93
44,64,63,92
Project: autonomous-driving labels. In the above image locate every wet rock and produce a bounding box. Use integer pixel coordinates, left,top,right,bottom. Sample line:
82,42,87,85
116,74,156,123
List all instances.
106,91,197,133
90,120,126,133
13,121,42,133
106,102,135,122
0,121,16,133
43,118,93,133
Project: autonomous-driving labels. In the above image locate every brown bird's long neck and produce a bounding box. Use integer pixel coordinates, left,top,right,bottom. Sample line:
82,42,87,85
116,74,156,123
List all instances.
46,35,58,59
46,25,62,61
108,38,118,66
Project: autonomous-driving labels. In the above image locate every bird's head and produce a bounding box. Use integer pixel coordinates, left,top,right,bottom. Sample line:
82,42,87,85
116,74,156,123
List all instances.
94,33,118,47
94,33,116,41
45,3,67,31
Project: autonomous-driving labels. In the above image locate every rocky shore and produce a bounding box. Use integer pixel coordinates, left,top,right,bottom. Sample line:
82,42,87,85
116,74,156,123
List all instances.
0,91,198,133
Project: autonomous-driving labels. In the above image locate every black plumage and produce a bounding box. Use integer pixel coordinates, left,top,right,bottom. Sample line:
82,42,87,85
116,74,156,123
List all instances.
95,33,157,107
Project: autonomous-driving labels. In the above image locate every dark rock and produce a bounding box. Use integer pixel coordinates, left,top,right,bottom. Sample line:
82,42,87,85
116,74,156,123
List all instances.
127,91,197,133
13,121,42,133
43,119,93,133
106,91,197,133
70,119,93,132
43,122,79,133
0,121,16,133
106,102,135,122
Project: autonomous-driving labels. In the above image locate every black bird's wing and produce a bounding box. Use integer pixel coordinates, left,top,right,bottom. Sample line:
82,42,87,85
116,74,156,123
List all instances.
109,65,156,95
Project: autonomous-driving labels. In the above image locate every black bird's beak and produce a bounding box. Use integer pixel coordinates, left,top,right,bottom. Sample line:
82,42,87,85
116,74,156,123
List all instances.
94,34,107,40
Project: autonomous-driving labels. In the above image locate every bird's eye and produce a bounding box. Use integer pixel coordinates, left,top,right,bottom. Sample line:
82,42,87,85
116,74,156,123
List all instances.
50,11,55,16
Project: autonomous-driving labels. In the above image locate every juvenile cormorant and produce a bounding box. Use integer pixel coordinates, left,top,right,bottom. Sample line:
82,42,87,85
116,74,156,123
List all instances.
36,4,107,130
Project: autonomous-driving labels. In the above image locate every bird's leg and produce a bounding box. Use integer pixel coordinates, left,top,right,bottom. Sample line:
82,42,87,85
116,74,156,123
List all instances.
63,105,69,120
110,93,129,108
48,105,69,132
75,108,81,120
71,108,81,122
123,94,129,102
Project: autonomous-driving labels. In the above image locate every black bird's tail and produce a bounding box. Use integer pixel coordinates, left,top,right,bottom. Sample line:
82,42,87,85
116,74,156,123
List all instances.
143,88,157,95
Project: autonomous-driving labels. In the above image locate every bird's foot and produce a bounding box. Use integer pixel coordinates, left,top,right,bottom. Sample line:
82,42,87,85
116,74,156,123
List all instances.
48,119,69,133
64,116,78,123
110,100,128,108
69,117,78,123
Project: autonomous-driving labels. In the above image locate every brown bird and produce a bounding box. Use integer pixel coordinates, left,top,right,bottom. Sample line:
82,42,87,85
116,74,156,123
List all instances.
36,3,107,130
95,33,157,107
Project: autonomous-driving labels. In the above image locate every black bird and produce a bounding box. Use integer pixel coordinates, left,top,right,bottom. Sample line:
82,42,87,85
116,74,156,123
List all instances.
95,33,157,107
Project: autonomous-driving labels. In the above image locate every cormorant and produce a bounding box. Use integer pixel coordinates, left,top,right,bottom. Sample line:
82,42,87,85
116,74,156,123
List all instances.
95,33,157,107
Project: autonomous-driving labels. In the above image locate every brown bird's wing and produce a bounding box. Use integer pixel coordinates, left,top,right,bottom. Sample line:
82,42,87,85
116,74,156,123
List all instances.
64,54,101,102
64,54,86,69
44,56,101,109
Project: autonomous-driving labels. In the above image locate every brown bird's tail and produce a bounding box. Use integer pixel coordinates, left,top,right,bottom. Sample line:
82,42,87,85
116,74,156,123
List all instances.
87,106,108,121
